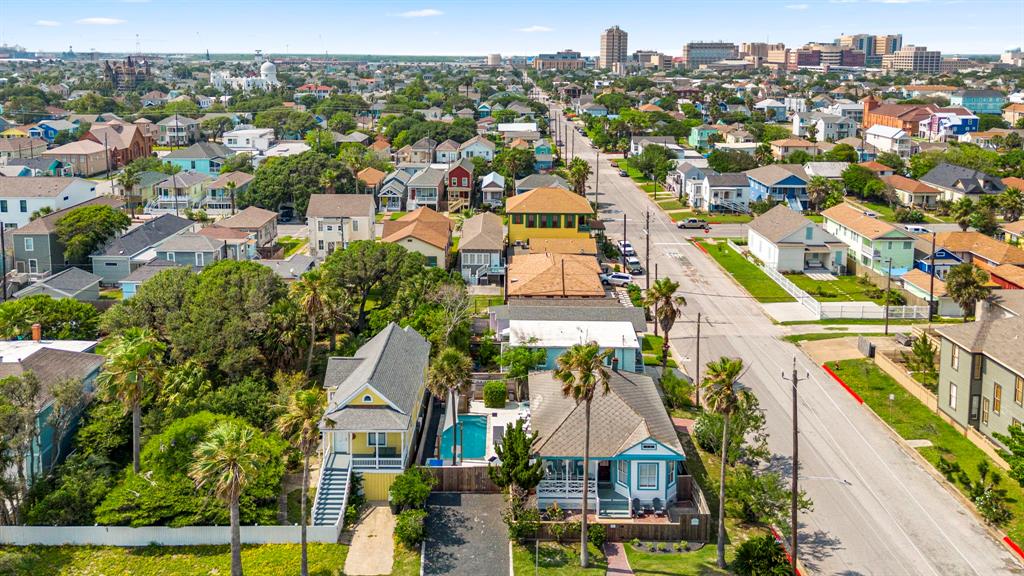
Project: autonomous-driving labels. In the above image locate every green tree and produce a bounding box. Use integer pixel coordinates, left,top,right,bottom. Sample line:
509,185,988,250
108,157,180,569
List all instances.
978,114,1009,132
732,534,791,576
498,346,546,400
824,143,859,163
245,151,354,216
96,328,166,474
840,164,877,199
971,207,1000,236
553,342,613,569
220,153,254,174
275,388,325,576
0,372,41,515
1000,187,1024,223
945,263,991,321
44,377,86,473
806,176,837,212
200,117,234,141
876,152,906,174
727,464,812,526
190,421,267,576
427,347,473,465
644,278,686,369
55,205,131,264
493,148,536,187
903,336,937,389
488,418,544,493
567,157,592,195
290,269,330,375
116,166,142,217
321,241,425,329
707,149,758,173
701,356,752,569
950,197,976,231
254,107,317,139
327,111,357,133
0,295,100,340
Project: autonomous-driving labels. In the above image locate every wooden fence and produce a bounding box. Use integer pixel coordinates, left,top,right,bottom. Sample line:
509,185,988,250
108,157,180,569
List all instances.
423,465,501,493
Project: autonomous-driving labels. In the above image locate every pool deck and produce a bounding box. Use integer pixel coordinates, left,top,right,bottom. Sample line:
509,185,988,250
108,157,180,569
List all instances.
449,400,529,466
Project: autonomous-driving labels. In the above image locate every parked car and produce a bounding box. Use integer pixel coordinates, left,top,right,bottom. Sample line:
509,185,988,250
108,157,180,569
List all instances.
601,272,633,287
677,218,708,229
625,256,644,275
617,240,636,256
618,169,629,177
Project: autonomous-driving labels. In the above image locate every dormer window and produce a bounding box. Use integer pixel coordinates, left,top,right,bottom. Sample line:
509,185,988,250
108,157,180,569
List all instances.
362,394,373,403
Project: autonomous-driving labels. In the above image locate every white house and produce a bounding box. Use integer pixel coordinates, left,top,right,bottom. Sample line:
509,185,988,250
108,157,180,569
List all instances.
223,128,275,154
864,125,913,159
0,178,97,229
747,204,847,274
695,173,750,213
459,135,496,161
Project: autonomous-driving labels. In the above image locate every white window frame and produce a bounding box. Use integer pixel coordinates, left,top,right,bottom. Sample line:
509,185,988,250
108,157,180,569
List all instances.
23,238,33,252
949,382,957,410
367,432,386,446
637,463,658,490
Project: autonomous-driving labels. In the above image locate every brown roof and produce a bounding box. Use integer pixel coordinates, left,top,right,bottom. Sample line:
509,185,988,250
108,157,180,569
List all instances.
217,206,277,229
990,264,1024,288
527,237,598,255
869,103,932,122
638,103,664,112
209,171,254,189
506,187,593,215
901,268,946,297
883,175,939,194
506,253,603,298
459,212,504,252
369,139,391,151
932,231,1024,265
858,161,892,173
198,226,251,241
306,194,376,218
381,207,453,250
13,196,124,235
0,137,47,153
44,139,107,155
822,202,908,240
1002,177,1024,191
88,122,143,151
357,167,386,187
770,138,816,147
1001,220,1024,236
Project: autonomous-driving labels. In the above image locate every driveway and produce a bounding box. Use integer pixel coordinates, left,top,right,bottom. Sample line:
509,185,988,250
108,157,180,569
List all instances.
423,493,508,576
343,505,395,576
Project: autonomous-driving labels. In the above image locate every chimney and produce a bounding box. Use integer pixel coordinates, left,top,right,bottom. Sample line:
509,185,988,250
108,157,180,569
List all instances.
31,323,42,342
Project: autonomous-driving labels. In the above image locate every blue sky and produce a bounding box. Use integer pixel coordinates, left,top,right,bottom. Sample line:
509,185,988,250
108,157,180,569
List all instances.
1,0,1021,56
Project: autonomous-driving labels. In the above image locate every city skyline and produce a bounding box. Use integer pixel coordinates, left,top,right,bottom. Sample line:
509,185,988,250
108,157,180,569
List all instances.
1,0,1022,57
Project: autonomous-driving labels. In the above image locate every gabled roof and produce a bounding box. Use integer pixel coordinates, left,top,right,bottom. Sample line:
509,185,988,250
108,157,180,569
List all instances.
936,316,1024,377
306,194,376,218
0,177,83,198
529,369,685,459
164,141,233,160
459,135,496,151
381,207,453,250
0,347,104,411
357,167,386,187
506,187,592,215
218,206,277,229
480,171,505,189
706,172,750,187
96,214,193,258
821,203,909,240
506,253,603,298
744,164,808,185
459,212,503,252
119,259,185,284
920,162,1004,195
156,171,210,189
931,231,1024,265
407,167,445,187
322,323,431,430
900,268,946,297
493,300,647,332
209,171,254,190
410,137,438,150
14,266,101,298
883,175,939,194
155,233,224,253
435,139,460,152
156,114,199,126
749,205,821,243
13,196,124,235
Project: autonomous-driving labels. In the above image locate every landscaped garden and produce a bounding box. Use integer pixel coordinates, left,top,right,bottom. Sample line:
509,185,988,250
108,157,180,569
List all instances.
697,241,795,303
625,540,729,575
512,542,608,576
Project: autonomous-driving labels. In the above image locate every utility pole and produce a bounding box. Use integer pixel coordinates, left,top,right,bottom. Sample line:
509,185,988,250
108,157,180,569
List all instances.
884,258,893,335
645,210,651,290
594,150,600,209
928,232,937,324
1,221,7,302
785,358,808,576
694,313,702,406
622,213,627,270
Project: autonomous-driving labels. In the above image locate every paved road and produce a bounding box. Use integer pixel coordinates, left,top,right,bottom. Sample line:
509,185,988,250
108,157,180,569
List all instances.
550,102,1023,576
422,493,509,576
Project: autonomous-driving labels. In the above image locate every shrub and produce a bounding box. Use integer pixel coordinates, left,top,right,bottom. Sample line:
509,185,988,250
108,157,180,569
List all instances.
630,537,641,547
549,521,567,543
660,369,693,409
505,505,541,543
389,467,436,511
483,380,507,408
894,207,925,224
394,509,428,547
565,520,581,540
587,522,607,548
732,535,789,576
692,401,769,465
0,550,39,576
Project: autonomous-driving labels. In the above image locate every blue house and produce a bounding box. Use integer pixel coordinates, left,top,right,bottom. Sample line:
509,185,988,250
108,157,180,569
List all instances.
746,164,810,211
687,125,719,149
950,90,1007,116
477,103,492,118
118,259,185,299
533,140,554,171
754,99,787,122
529,369,687,518
506,319,642,374
164,141,235,176
27,119,78,143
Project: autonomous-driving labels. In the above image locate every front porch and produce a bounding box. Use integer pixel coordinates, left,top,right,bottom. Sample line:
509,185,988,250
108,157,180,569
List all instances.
536,458,683,519
323,429,408,470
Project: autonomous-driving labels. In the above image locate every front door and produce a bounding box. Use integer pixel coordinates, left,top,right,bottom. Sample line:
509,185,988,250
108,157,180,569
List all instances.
333,432,350,454
597,461,611,483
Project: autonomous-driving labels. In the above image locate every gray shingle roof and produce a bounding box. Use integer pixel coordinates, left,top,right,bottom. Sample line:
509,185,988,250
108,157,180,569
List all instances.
528,370,685,459
749,205,815,243
163,141,233,160
920,163,1005,195
119,259,186,284
706,173,750,187
493,301,646,332
97,214,192,257
459,212,503,252
156,233,224,252
0,347,104,410
34,266,101,293
936,316,1024,377
307,194,375,218
0,177,83,198
515,174,569,191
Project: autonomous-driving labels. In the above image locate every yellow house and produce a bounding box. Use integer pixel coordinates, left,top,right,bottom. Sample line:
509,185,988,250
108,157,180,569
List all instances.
315,323,431,525
506,186,593,244
0,127,29,139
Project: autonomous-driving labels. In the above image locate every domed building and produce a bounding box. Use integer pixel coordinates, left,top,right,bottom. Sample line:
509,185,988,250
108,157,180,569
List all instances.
210,52,280,92
260,60,277,84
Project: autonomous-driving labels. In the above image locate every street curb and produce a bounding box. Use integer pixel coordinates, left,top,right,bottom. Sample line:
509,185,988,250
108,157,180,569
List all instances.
769,524,807,576
820,364,864,404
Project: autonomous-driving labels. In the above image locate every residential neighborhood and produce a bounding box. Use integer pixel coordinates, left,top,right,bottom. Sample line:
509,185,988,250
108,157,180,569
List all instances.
1,3,1024,576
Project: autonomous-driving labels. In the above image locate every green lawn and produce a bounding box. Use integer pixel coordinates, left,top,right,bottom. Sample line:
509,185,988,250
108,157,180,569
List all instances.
375,211,407,222
832,359,1024,542
512,542,607,575
391,540,421,576
657,199,685,211
625,543,729,575
806,214,825,224
783,273,885,304
0,544,348,576
277,235,309,258
698,241,795,303
781,332,877,343
641,334,678,368
670,211,752,224
472,294,504,313
99,288,123,301
779,317,960,326
615,159,650,183
846,198,897,222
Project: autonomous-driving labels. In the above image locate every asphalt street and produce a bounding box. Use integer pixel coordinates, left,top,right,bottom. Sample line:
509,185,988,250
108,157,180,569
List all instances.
549,101,1023,575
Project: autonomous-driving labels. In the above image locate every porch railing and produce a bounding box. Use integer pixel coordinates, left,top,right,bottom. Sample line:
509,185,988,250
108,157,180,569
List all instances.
537,478,598,497
351,456,403,468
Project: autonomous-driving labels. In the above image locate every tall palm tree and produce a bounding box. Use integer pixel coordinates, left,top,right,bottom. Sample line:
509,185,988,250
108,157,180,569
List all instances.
276,388,325,576
805,176,832,212
701,356,751,569
950,197,975,232
945,263,991,322
225,180,238,215
291,269,329,375
644,278,687,369
190,421,265,576
1000,187,1023,223
427,347,473,466
116,166,141,217
97,328,166,473
567,157,592,195
554,342,613,569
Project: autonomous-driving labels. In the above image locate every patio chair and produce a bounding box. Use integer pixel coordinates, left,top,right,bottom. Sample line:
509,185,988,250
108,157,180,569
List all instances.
653,498,665,517
631,498,643,518
643,500,655,516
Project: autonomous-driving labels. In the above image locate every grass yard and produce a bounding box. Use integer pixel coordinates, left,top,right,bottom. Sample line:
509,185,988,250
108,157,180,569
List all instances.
0,543,348,576
846,198,897,222
625,543,729,575
375,211,407,222
472,294,504,313
784,273,885,304
831,359,1024,542
616,159,650,182
657,199,685,211
781,331,877,343
641,334,678,368
512,542,607,576
99,288,123,300
391,540,421,576
277,235,309,258
698,241,795,303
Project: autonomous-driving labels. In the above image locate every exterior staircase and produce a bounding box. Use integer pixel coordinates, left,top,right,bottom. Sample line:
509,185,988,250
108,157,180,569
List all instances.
787,195,803,212
447,196,468,214
312,454,352,527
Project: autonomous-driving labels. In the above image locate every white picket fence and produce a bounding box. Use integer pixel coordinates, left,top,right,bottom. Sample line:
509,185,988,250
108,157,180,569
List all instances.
724,239,928,321
0,524,341,547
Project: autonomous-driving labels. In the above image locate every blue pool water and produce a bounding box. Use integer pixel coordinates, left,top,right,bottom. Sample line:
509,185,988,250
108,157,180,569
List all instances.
439,414,488,460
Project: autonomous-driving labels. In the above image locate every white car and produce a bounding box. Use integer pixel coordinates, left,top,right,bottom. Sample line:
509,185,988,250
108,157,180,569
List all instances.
601,272,633,287
617,240,636,256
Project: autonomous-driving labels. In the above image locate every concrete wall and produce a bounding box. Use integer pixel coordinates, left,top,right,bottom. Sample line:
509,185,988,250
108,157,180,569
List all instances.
0,524,340,546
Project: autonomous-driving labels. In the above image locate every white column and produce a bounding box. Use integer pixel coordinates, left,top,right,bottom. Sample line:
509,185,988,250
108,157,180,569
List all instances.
401,432,406,466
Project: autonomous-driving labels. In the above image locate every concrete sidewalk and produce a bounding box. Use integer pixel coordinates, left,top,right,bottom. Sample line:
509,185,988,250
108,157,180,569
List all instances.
604,542,633,575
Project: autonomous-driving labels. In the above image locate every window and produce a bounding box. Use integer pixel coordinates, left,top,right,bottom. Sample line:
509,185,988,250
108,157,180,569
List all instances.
805,226,813,240
317,221,323,232
166,253,175,262
1017,376,1024,406
195,253,204,267
565,214,575,228
616,460,628,486
973,356,983,380
0,200,6,212
19,200,27,213
982,398,990,425
352,220,359,231
637,463,658,490
318,240,324,250
951,346,960,370
994,384,1002,415
367,432,386,446
426,256,438,267
949,382,957,410
462,177,468,187
640,442,657,451
526,214,536,228
362,394,374,403
512,214,523,225
23,238,33,252
190,161,196,170
904,241,912,250
104,261,118,267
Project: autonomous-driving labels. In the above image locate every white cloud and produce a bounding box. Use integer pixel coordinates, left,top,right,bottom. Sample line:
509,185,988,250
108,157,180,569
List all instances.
869,0,928,3
77,17,126,25
35,20,60,27
785,3,809,8
398,8,442,18
517,25,554,33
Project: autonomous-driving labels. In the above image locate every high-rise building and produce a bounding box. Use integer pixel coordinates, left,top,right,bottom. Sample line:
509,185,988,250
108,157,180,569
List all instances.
803,43,866,68
882,45,941,73
1001,48,1023,67
533,50,585,71
740,42,785,59
485,54,502,66
633,50,671,70
838,34,876,57
600,26,628,69
680,42,738,68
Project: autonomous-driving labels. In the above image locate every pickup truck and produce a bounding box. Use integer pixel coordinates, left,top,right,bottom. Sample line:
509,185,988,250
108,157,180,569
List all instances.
677,218,708,229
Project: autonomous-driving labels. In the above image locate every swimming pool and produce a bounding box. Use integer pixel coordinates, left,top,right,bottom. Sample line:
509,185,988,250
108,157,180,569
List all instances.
439,414,488,460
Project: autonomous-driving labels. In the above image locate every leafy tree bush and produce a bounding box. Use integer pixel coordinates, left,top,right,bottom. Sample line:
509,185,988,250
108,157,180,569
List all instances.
894,207,925,224
0,295,100,340
660,369,693,409
243,151,356,215
692,398,769,465
727,464,812,525
345,472,365,527
489,419,544,492
732,534,791,576
587,522,607,548
395,509,428,547
483,380,508,408
206,377,280,430
389,467,436,510
55,205,131,264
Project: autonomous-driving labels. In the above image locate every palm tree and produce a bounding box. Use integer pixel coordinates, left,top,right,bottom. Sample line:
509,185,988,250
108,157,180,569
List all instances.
644,278,687,369
427,347,473,466
553,342,613,569
276,388,325,576
754,143,773,166
225,180,238,215
1000,187,1023,223
950,197,975,231
701,356,751,569
567,157,592,195
190,421,265,576
291,269,329,375
97,328,166,473
116,166,141,217
945,263,991,322
806,176,832,212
